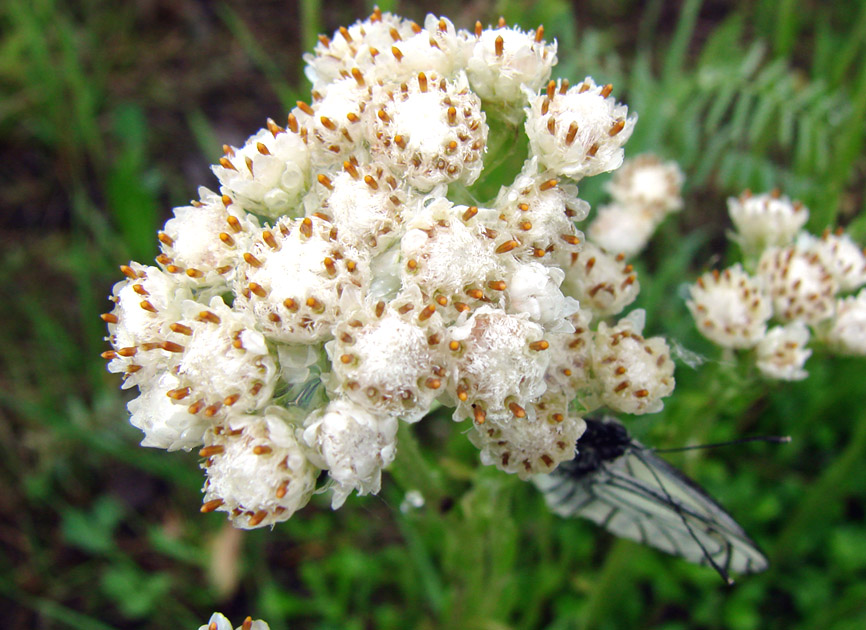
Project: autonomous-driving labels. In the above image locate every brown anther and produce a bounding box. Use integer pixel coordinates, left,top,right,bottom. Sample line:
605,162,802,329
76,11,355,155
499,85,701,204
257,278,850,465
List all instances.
139,300,157,313
167,387,190,400
242,618,253,630
248,282,267,298
391,46,403,61
276,480,289,499
362,174,379,190
319,115,338,132
474,21,483,37
614,381,629,393
317,174,333,190
350,67,365,87
418,304,436,322
119,264,138,279
446,140,458,153
389,26,401,41
203,403,221,417
223,218,241,237
449,340,461,352
117,346,137,357
457,384,468,401
266,117,284,136
280,298,298,312
600,83,613,98
578,83,590,93
497,16,506,27
300,217,313,238
157,232,174,247
453,301,469,312
218,157,236,171
406,258,418,271
169,323,193,336
375,301,385,317
547,117,556,135
217,232,235,248
165,265,181,274
323,257,337,276
161,341,185,353
248,510,268,527
221,393,240,407
494,35,504,56
377,109,390,123
243,253,263,268
488,280,506,291
198,310,221,324
473,406,486,424
586,143,599,157
100,312,119,324
253,445,273,455
287,112,299,134
253,141,270,156
496,239,520,254
394,134,406,149
306,296,322,310
540,97,550,116
509,402,526,418
438,18,448,32
296,101,314,116
561,234,580,245
466,288,484,300
615,366,626,375
186,268,204,279
529,340,550,351
201,498,224,513
101,350,117,360
566,122,579,145
222,144,234,157
339,353,354,365
518,221,532,231
546,80,556,100
417,72,428,92
539,178,558,191
560,79,569,93
517,203,530,212
609,120,625,136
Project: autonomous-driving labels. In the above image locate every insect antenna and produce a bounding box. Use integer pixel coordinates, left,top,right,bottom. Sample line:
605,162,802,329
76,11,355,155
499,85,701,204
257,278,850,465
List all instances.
652,435,791,454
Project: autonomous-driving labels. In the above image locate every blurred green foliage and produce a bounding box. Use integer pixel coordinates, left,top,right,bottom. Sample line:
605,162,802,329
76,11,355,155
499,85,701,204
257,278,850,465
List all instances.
1,0,865,628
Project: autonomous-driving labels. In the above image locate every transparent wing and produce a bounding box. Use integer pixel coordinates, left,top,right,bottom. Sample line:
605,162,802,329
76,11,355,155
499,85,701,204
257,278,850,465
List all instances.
534,448,768,577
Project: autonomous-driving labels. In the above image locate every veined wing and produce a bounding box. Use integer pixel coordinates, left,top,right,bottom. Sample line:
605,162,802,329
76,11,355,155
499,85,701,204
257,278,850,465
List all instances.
535,446,768,579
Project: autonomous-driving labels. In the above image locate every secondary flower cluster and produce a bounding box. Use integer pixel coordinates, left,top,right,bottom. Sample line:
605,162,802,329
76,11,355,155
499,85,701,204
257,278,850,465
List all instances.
587,154,684,258
687,190,866,380
103,9,676,528
199,613,268,630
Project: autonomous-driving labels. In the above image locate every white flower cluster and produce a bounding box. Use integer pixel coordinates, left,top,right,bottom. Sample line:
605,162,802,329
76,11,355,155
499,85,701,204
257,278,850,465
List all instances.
687,189,866,380
104,9,677,526
198,613,269,630
587,154,684,258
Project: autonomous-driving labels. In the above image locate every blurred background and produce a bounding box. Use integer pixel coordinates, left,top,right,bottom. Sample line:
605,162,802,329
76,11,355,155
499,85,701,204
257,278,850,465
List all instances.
2,0,866,628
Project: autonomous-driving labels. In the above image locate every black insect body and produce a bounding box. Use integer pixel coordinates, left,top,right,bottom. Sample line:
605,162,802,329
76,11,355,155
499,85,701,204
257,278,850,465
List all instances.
534,416,768,583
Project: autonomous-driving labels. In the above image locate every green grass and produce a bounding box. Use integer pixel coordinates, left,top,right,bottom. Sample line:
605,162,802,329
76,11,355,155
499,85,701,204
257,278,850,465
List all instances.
1,0,865,628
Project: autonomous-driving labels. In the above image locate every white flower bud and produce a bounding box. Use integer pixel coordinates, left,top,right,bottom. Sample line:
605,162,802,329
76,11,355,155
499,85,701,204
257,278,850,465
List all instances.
212,125,310,219
493,157,588,264
470,391,585,479
128,372,211,451
367,71,487,191
755,322,811,381
507,262,580,332
821,289,866,355
234,216,365,343
605,154,684,218
466,25,557,116
170,297,278,420
448,306,550,423
686,264,772,349
301,79,372,168
758,246,837,324
371,15,472,83
524,77,636,181
104,263,191,388
304,9,417,85
305,163,410,255
587,203,658,259
401,195,507,319
325,289,444,422
302,398,398,508
593,315,675,415
728,190,808,255
799,229,866,292
561,242,639,319
159,187,259,288
201,410,318,529
198,613,270,630
544,309,597,405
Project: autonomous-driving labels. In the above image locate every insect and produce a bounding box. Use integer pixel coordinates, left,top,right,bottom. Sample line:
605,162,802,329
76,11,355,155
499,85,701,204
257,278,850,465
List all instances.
533,415,773,583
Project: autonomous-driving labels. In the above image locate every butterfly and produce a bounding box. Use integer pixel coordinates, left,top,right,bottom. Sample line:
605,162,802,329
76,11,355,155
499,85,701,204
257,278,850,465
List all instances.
533,415,769,583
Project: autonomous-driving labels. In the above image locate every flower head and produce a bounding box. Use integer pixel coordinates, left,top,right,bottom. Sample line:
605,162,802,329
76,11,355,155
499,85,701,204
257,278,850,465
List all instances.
728,190,808,255
755,322,811,381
